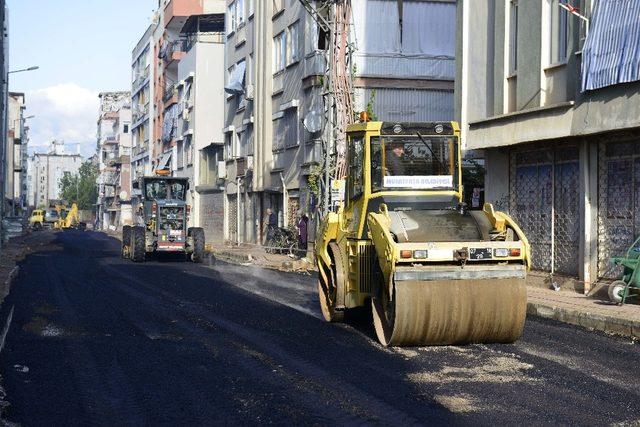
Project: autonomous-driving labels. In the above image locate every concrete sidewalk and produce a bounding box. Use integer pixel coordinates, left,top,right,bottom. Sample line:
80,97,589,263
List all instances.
527,286,640,339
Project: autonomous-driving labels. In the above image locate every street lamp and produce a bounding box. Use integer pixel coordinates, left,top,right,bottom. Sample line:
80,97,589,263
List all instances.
8,66,39,75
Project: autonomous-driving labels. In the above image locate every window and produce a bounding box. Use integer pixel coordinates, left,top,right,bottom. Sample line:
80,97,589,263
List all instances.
236,0,245,27
123,124,129,134
348,135,364,200
227,1,237,34
509,0,518,73
272,109,298,151
371,135,457,192
177,140,184,169
226,64,235,98
185,137,193,166
273,0,284,15
287,21,300,65
237,129,246,157
225,133,234,159
273,32,286,73
550,0,569,64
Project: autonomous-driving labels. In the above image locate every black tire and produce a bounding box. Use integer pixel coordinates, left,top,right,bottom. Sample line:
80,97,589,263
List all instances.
318,242,345,323
33,222,43,231
131,226,146,262
189,227,205,263
122,226,132,259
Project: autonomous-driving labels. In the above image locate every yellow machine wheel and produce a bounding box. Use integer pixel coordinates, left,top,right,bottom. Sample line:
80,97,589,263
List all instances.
372,278,527,346
318,242,345,322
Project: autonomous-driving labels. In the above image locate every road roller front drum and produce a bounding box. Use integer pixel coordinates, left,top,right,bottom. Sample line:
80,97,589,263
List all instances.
372,278,527,347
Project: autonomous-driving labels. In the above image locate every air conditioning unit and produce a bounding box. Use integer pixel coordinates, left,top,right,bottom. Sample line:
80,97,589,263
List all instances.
217,161,227,179
245,84,255,100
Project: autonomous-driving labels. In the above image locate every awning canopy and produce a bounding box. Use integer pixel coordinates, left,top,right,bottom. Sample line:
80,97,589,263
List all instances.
581,0,640,91
224,61,246,95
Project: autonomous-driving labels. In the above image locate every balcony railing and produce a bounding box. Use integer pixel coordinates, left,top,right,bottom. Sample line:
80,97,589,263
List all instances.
132,103,149,123
164,84,177,102
164,39,188,65
103,134,117,144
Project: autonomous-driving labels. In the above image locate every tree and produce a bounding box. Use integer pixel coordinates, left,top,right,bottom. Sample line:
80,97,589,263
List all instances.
59,161,99,211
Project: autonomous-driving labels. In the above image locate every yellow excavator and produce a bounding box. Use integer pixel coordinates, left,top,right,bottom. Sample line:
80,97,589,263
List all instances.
54,203,86,230
316,121,530,346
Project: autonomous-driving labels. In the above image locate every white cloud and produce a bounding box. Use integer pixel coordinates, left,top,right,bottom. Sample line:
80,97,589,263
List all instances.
25,83,100,158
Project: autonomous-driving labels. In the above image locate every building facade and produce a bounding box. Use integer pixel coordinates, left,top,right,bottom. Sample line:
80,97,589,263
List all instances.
456,0,640,292
173,14,226,242
223,0,456,245
131,23,158,191
6,91,26,214
27,141,82,209
96,91,131,230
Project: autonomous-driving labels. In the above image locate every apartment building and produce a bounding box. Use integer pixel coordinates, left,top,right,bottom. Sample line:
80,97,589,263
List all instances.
27,141,82,209
456,0,640,292
6,92,27,214
152,0,225,176
131,23,158,189
172,14,226,242
223,0,456,245
0,1,8,220
96,91,131,230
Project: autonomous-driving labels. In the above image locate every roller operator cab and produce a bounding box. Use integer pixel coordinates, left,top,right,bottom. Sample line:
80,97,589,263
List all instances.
122,176,205,263
316,121,531,346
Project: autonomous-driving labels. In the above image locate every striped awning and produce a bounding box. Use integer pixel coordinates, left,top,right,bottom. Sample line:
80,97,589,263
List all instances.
581,0,640,91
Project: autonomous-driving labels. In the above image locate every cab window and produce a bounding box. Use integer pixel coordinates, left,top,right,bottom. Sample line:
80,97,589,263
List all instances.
348,134,365,201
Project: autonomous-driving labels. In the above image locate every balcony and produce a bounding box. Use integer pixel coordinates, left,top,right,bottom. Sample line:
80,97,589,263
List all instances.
164,39,188,67
102,134,118,144
164,0,204,30
132,103,149,124
304,52,326,79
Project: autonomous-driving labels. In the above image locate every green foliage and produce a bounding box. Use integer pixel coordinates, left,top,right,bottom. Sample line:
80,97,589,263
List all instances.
59,161,99,211
307,164,323,197
355,90,378,122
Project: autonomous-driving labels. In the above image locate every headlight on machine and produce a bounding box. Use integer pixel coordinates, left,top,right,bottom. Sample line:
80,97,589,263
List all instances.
494,248,509,257
413,250,428,259
494,248,521,257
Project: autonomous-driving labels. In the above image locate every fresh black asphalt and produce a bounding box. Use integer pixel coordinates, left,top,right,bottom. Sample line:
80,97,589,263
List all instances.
0,230,638,425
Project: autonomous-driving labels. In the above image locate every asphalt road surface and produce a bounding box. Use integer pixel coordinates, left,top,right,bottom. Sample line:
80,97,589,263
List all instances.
0,230,638,425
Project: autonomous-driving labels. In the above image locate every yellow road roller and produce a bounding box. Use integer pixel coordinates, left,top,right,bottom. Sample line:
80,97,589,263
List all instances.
315,121,530,346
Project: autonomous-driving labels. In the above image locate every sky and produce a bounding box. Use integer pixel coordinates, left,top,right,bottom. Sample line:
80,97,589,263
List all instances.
8,0,157,158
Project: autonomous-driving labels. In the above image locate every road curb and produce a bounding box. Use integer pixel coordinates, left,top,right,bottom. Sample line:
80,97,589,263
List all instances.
527,301,640,340
214,251,251,265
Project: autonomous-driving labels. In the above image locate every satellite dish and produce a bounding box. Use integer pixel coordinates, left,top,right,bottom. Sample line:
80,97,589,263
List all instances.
119,191,129,201
303,110,322,133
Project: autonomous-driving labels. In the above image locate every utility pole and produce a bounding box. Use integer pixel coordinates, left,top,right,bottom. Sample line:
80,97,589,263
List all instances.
297,0,354,215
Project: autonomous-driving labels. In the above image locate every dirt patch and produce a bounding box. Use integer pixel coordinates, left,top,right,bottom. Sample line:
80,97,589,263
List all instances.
0,232,58,307
434,394,481,413
408,356,538,384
